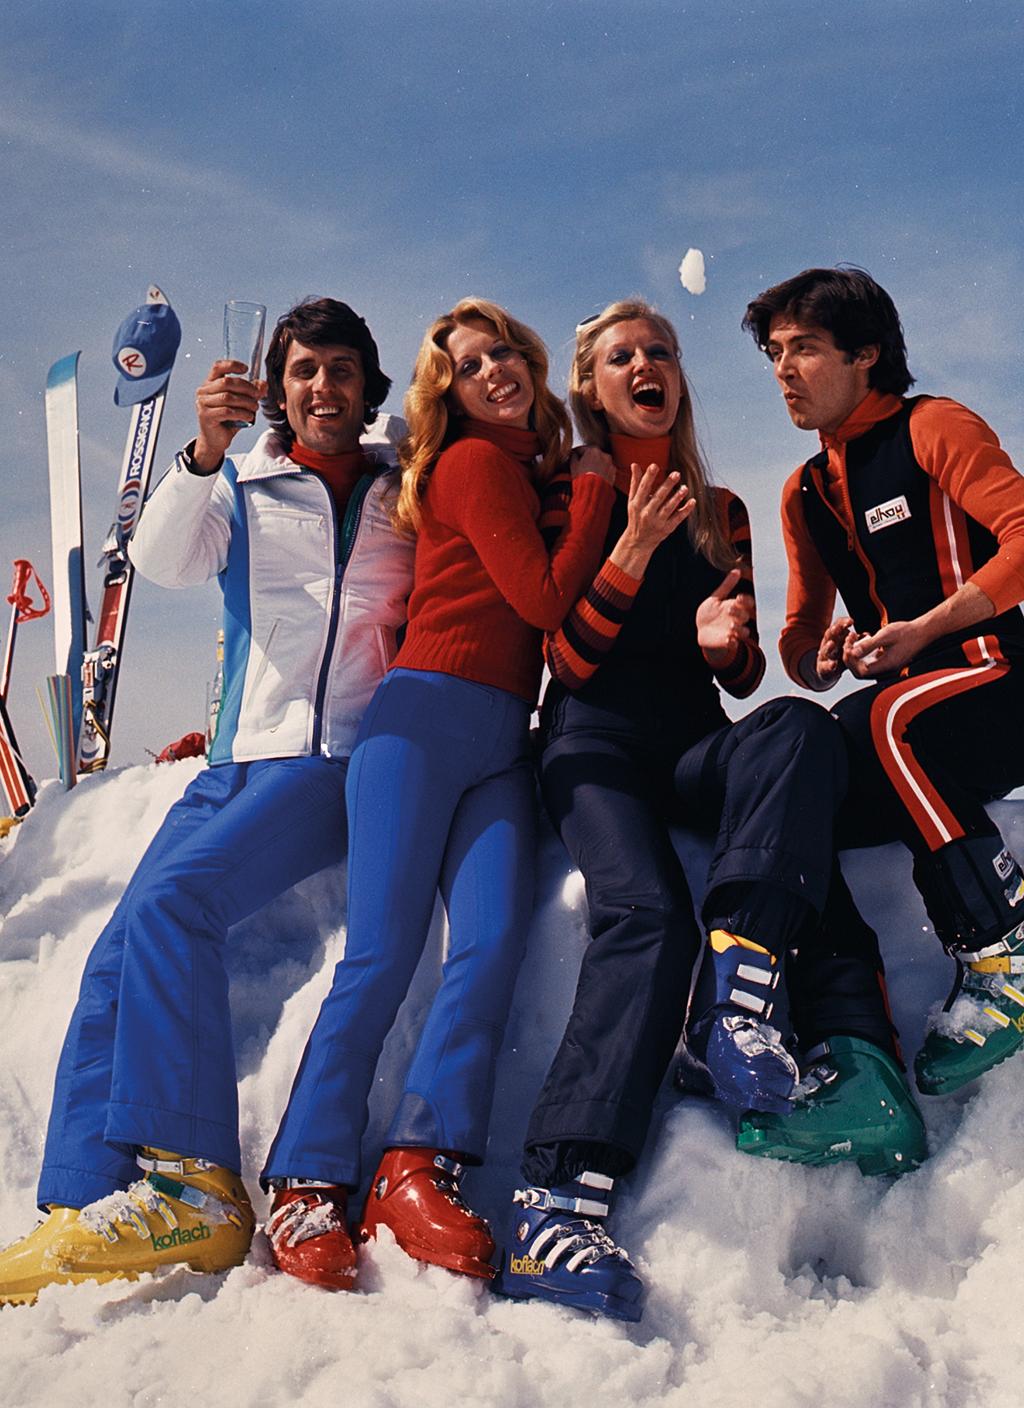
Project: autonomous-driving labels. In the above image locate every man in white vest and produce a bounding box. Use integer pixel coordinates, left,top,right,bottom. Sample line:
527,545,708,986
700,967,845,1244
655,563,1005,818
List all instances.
0,297,413,1305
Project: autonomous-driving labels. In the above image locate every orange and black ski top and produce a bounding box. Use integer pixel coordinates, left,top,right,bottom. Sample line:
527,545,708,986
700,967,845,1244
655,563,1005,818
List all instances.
780,390,1024,682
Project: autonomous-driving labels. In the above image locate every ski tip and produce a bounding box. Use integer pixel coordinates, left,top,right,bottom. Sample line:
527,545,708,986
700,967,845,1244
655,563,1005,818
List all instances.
46,352,81,389
146,285,170,307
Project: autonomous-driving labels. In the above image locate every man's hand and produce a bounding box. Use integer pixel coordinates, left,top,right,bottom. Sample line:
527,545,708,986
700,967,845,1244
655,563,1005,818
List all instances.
815,615,855,685
796,617,856,690
697,569,754,663
844,619,932,677
193,359,267,470
842,582,998,678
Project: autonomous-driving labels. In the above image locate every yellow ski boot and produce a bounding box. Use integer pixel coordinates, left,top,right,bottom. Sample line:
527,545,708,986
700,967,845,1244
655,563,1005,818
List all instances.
0,1149,254,1306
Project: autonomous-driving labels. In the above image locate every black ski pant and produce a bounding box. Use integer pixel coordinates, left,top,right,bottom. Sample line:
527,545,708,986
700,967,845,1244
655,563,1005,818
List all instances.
786,862,899,1060
829,653,1024,948
521,695,890,1187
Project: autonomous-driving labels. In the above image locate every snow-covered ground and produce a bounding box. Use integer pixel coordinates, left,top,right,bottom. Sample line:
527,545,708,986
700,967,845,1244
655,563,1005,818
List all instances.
1,762,1023,1408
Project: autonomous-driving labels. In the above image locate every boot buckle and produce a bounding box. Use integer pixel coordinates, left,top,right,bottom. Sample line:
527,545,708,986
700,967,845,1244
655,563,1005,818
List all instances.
953,922,1024,965
969,954,1024,976
729,988,771,1018
512,1186,610,1219
145,1170,211,1213
433,1154,465,1180
794,1062,840,1098
136,1151,216,1177
735,963,777,989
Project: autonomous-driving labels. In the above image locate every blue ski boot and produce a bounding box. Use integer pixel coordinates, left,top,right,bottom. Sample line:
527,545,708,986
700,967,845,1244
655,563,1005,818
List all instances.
493,1172,644,1322
684,930,799,1113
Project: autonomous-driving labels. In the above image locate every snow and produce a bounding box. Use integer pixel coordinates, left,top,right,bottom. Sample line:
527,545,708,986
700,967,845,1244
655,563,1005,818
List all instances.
933,990,1001,1039
678,249,706,296
3,763,1024,1407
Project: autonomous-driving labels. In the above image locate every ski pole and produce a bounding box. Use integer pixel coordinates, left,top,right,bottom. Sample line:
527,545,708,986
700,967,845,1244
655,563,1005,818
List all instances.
1,560,51,703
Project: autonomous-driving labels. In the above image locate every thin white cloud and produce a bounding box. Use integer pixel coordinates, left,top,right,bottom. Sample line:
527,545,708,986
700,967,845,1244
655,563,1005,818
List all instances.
0,106,247,200
0,100,351,255
661,170,772,229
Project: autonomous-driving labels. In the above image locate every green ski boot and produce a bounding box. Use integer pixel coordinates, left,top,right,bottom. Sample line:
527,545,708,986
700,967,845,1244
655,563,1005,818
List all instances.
736,1036,928,1178
915,923,1024,1097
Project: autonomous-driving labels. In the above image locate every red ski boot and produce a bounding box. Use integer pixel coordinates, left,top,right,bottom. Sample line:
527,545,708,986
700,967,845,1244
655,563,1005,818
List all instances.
266,1184,357,1290
358,1149,496,1280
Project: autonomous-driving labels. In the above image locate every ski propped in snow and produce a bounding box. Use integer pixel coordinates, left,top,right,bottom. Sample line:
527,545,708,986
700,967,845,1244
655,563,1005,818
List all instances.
44,351,87,784
79,286,181,774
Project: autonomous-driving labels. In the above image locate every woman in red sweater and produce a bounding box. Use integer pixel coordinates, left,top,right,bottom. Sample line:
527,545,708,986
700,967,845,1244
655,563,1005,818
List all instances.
262,299,688,1291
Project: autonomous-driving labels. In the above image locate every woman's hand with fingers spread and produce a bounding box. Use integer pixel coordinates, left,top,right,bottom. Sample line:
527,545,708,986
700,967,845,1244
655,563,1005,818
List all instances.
609,462,694,577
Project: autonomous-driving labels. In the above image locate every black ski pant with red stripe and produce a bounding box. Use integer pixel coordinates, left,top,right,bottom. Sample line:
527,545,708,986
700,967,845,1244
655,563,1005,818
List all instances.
827,650,1024,950
521,694,895,1188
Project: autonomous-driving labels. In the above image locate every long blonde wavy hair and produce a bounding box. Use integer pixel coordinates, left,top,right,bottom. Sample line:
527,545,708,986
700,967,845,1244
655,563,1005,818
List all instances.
395,298,572,536
570,300,735,570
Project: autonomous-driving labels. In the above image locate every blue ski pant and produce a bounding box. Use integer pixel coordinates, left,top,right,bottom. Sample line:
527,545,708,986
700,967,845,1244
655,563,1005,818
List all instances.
38,755,349,1210
263,668,535,1189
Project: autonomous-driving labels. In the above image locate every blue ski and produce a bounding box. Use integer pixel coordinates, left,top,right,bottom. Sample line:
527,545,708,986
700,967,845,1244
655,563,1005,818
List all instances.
45,351,87,777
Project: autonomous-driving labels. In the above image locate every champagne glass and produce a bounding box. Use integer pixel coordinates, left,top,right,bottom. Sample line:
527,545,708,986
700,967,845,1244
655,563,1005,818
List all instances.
223,300,266,427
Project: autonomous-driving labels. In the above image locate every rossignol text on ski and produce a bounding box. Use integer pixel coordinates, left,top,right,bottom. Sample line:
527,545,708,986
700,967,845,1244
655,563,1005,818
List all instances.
78,287,181,773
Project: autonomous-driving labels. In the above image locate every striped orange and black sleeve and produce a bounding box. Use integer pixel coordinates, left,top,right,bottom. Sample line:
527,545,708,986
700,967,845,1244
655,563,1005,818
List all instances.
543,557,643,689
537,471,573,550
539,470,642,690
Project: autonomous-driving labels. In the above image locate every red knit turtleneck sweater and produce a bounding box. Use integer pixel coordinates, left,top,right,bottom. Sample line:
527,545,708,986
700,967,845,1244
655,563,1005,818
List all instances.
608,433,673,491
392,419,614,702
289,442,368,517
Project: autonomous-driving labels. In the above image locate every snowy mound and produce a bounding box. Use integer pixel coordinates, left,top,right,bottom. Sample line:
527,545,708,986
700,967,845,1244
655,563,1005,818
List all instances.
2,764,1024,1407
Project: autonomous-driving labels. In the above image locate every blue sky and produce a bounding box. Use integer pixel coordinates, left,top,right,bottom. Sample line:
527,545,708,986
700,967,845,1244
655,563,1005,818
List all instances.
1,0,1021,779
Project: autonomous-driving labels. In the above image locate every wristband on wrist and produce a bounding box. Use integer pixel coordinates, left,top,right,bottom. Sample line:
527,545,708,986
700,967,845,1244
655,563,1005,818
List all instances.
178,438,224,477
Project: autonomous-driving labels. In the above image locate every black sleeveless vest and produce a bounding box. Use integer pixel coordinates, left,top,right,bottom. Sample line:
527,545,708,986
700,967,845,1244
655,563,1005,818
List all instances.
797,398,1024,658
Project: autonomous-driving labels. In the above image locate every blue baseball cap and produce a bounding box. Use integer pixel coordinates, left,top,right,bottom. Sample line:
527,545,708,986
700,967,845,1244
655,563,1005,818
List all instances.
112,286,181,405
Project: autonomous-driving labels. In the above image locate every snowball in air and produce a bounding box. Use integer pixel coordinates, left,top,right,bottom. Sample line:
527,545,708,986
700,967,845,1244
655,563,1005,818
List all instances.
679,248,706,295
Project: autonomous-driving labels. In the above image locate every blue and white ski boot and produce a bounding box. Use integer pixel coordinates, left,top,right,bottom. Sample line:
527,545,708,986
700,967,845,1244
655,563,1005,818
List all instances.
685,930,799,1113
493,1172,644,1322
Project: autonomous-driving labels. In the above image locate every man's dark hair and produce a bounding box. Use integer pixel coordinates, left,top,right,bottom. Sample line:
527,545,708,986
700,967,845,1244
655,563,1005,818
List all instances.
742,266,915,396
262,296,392,441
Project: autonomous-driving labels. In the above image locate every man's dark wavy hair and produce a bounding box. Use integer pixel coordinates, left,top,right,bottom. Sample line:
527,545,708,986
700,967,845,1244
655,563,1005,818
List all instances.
262,297,392,442
742,266,915,396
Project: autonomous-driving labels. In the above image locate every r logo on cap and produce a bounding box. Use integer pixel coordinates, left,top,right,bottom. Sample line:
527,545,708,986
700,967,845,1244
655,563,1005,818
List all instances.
118,347,148,379
111,288,181,406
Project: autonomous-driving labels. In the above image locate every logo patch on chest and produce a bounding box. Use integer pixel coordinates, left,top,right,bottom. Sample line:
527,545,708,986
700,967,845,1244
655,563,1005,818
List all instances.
865,495,911,532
